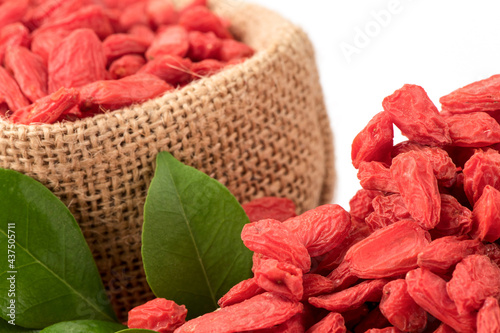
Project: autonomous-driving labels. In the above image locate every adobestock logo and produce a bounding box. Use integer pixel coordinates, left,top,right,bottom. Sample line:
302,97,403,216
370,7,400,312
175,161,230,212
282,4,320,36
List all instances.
340,0,408,63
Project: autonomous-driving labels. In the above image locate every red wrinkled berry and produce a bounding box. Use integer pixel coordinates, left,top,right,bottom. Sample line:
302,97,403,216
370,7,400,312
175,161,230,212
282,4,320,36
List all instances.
217,39,254,62
382,84,452,146
351,111,393,169
179,5,232,40
138,55,192,87
187,31,222,61
440,74,500,113
146,25,189,60
127,298,187,333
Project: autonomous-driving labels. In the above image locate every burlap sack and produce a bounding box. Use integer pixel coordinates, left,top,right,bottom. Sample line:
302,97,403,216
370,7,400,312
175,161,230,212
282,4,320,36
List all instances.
0,0,335,320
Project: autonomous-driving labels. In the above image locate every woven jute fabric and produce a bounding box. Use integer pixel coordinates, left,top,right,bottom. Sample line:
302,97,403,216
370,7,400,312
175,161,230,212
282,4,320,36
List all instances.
0,0,335,320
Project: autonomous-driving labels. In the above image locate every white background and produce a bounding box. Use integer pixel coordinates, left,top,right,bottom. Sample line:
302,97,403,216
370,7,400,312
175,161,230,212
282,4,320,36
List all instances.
246,0,500,209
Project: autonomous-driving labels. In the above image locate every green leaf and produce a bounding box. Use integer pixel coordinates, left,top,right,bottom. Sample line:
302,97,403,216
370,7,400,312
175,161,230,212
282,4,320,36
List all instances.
142,152,253,319
0,169,117,328
0,317,40,332
115,330,157,333
40,320,126,333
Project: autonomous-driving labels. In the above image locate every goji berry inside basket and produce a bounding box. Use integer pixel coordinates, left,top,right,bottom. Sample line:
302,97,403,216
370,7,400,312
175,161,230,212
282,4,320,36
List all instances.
0,0,255,124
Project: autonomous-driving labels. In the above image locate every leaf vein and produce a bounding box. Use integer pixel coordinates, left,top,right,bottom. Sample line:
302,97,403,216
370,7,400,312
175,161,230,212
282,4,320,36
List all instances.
0,228,114,322
166,167,218,308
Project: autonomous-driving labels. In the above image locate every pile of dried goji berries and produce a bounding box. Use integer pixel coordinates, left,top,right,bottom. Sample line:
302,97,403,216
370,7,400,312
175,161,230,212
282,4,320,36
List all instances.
0,0,254,124
128,75,500,333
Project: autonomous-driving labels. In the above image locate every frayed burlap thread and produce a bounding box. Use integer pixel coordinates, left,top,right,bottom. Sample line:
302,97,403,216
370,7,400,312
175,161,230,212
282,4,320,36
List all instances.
0,0,335,320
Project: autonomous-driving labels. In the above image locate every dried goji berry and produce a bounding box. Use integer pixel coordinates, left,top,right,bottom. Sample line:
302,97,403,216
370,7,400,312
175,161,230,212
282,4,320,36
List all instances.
471,185,500,242
308,279,388,313
191,59,227,77
218,277,264,308
302,274,334,301
417,236,485,274
331,220,430,280
128,298,187,333
102,33,149,63
138,55,192,86
128,24,156,46
439,74,500,113
390,151,441,230
357,161,399,194
252,257,303,302
79,73,173,112
406,268,477,333
443,111,500,147
382,84,451,146
179,0,208,15
23,0,60,29
217,39,255,62
119,2,148,31
0,66,30,113
146,0,178,28
316,221,370,274
109,54,146,80
31,28,69,66
431,194,472,239
365,194,411,231
392,141,457,185
0,22,30,63
241,219,311,273
0,0,28,30
252,313,306,333
446,254,500,315
304,312,346,333
242,197,297,223
477,297,500,333
351,111,393,169
283,204,351,257
4,46,48,103
102,8,124,34
175,292,304,333
31,0,97,29
146,25,189,60
187,31,222,61
348,189,383,222
325,260,358,292
379,279,427,332
9,87,79,125
102,0,146,10
463,148,500,205
179,5,232,39
34,5,114,40
48,28,107,93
